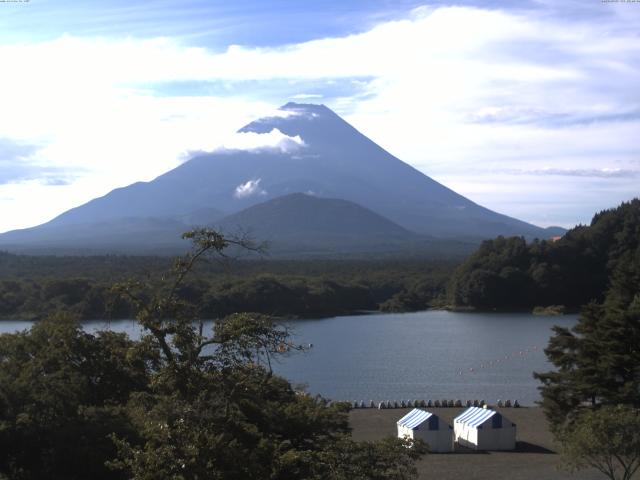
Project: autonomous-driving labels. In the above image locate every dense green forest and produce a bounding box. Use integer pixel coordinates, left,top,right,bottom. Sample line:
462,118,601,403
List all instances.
0,253,454,320
448,199,640,310
532,206,640,480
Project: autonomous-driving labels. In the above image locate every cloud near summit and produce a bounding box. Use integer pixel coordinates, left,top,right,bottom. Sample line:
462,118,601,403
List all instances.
216,129,305,154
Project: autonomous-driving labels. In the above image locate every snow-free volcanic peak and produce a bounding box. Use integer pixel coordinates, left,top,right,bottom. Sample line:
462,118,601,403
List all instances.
0,103,558,254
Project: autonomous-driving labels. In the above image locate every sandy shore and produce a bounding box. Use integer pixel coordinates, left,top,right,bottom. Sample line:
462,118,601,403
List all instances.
349,407,614,480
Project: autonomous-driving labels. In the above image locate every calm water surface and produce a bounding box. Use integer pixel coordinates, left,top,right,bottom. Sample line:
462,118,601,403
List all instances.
1,311,576,405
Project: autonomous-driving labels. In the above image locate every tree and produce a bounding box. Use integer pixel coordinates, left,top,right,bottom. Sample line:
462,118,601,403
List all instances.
107,229,427,479
0,313,154,480
1,229,427,479
534,258,640,432
560,405,640,480
535,241,640,479
448,199,640,310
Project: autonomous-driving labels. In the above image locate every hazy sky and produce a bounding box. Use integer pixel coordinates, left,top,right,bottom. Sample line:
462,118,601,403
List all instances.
1,0,638,232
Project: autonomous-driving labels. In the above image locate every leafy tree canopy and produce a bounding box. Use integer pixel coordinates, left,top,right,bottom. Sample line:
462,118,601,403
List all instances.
0,229,427,479
449,198,640,310
560,405,640,480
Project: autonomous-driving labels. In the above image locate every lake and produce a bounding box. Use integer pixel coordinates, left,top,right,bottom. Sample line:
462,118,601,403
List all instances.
1,310,576,406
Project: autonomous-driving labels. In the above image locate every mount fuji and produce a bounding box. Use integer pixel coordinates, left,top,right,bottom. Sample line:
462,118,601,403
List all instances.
0,102,560,256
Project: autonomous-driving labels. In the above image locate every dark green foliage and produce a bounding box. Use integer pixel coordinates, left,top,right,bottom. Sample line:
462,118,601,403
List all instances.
107,229,427,479
379,276,448,312
449,199,640,310
559,405,640,480
533,204,640,479
0,314,155,480
0,253,455,320
535,243,640,432
1,229,427,479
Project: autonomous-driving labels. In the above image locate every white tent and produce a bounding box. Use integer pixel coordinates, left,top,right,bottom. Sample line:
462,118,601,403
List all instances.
453,406,516,451
397,409,454,453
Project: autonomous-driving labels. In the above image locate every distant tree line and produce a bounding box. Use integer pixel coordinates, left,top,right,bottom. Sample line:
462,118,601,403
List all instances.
448,199,640,310
0,256,453,321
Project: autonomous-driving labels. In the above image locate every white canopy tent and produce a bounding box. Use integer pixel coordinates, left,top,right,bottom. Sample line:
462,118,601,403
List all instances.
453,406,516,450
397,409,453,453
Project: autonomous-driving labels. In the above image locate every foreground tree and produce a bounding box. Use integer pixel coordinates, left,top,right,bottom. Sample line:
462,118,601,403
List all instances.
109,229,427,479
560,405,640,480
536,247,640,478
1,229,427,479
0,314,155,480
534,256,640,432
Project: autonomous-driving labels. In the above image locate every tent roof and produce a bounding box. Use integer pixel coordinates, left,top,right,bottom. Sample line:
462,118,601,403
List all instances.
454,406,498,428
397,409,433,430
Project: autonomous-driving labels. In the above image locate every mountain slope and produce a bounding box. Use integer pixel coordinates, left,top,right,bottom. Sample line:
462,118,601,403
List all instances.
0,102,558,254
216,193,474,257
217,192,412,246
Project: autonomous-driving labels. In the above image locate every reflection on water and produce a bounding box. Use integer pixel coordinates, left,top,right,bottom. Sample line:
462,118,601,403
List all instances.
1,310,576,405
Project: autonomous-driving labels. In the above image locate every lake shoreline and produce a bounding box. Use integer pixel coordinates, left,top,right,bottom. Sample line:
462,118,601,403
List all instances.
0,303,579,323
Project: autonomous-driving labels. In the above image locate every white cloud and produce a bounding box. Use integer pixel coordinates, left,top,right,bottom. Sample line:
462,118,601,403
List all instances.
0,5,638,231
217,128,305,153
234,178,266,199
291,93,323,99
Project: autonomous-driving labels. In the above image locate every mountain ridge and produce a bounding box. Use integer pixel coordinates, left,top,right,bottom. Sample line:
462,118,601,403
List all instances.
0,102,563,255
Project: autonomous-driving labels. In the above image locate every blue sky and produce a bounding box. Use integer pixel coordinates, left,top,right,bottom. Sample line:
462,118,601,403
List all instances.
0,0,639,232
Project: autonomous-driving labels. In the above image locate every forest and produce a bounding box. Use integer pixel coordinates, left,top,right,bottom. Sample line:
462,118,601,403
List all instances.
0,253,454,321
448,199,640,310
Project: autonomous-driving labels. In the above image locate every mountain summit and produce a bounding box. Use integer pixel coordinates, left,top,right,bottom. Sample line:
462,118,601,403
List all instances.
0,102,556,255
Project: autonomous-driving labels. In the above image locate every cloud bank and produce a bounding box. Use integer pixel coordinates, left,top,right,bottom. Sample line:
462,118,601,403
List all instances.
0,3,638,231
217,129,305,154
